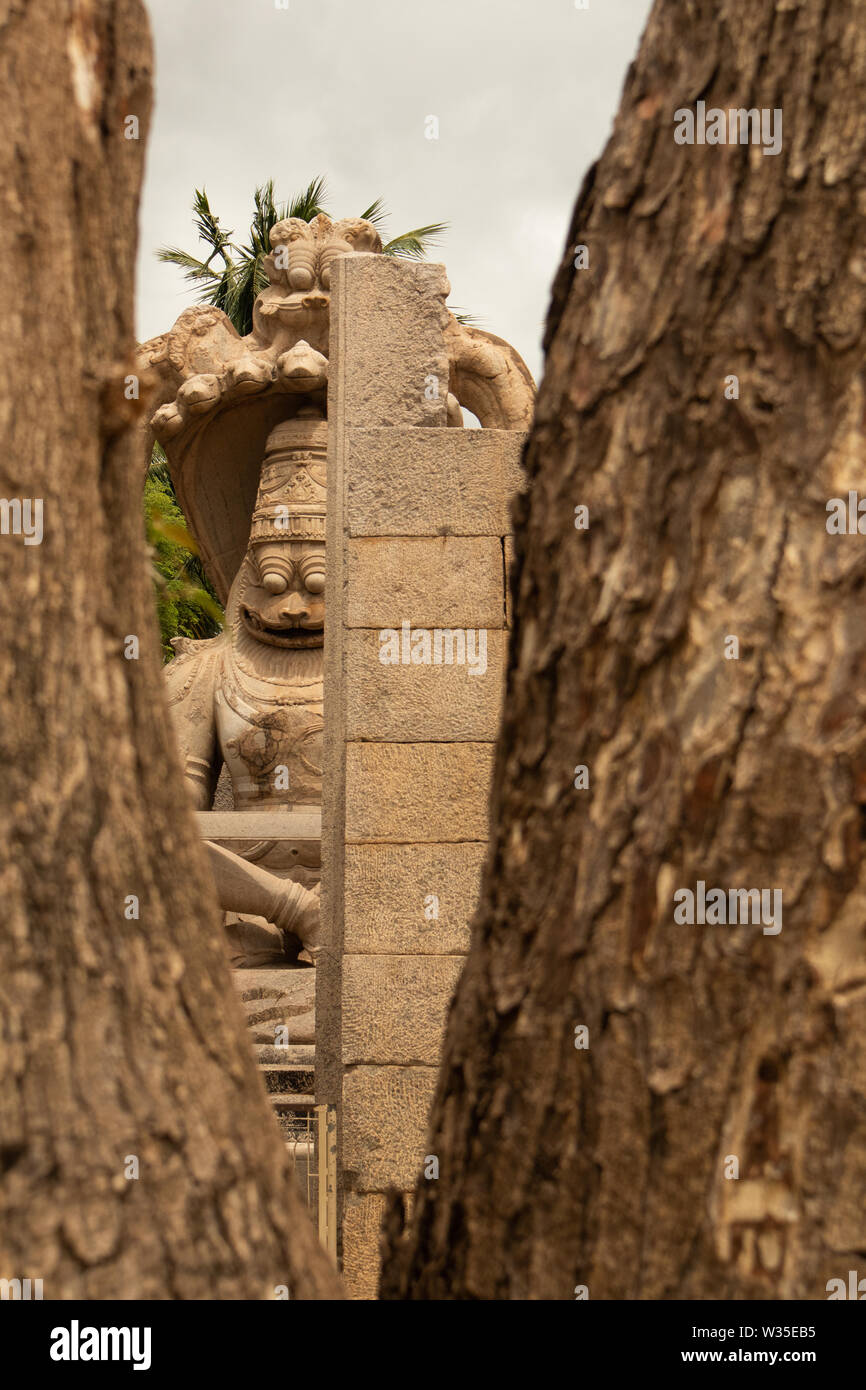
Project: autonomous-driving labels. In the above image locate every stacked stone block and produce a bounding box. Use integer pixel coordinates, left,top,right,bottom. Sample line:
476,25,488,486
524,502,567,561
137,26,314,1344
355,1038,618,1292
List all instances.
320,254,526,1297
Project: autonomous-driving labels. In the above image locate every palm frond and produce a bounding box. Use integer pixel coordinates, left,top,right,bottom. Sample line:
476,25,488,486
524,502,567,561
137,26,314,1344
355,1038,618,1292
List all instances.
359,197,388,229
156,246,224,284
157,188,235,292
382,221,449,260
221,247,270,336
191,188,233,263
287,175,329,222
252,180,279,246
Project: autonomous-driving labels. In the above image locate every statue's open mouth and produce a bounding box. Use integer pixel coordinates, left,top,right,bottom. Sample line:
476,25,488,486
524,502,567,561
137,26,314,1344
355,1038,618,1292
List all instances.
241,607,323,648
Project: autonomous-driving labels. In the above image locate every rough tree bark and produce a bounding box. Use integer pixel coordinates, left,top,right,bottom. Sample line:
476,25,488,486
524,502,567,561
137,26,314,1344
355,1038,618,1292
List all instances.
0,0,341,1299
381,0,866,1299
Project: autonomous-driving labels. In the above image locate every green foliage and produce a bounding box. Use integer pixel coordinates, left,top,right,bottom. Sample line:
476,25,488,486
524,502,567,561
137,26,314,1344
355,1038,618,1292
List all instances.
158,178,450,336
144,447,224,662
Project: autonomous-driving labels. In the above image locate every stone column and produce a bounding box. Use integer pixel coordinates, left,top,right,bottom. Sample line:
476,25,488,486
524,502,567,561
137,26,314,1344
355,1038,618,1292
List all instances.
320,252,526,1297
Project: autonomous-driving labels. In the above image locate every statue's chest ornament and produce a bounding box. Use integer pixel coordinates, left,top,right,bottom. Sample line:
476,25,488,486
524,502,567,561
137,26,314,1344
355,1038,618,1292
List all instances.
215,676,323,802
225,707,323,780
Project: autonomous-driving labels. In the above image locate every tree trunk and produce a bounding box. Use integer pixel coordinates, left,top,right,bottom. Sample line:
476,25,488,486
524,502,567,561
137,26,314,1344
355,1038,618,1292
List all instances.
381,0,866,1300
0,0,341,1300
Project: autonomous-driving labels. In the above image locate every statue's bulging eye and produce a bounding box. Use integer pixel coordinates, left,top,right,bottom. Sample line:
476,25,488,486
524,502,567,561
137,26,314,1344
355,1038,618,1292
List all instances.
253,547,295,593
320,267,331,290
304,571,325,595
289,265,314,291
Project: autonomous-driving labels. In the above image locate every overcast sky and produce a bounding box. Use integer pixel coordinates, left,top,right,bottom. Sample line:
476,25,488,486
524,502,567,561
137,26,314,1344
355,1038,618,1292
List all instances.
137,0,654,384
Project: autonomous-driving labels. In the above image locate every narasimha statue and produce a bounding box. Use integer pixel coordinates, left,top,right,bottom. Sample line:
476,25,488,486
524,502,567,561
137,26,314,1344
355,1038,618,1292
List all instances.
139,213,534,966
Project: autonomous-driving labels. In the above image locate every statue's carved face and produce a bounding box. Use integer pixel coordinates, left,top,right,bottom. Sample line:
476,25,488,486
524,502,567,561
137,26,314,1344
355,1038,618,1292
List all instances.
239,539,325,649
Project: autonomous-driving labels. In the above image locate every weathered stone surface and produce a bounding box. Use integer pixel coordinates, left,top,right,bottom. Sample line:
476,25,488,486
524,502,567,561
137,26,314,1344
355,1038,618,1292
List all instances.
505,534,516,628
345,743,495,842
231,966,316,1046
319,252,533,1133
344,628,506,741
331,255,450,429
319,398,349,1113
342,955,464,1064
254,1043,315,1066
341,1193,386,1300
345,428,527,536
342,1066,437,1190
343,842,485,954
346,537,505,629
231,966,316,1010
341,1191,414,1300
311,251,535,1280
197,809,321,840
213,762,235,810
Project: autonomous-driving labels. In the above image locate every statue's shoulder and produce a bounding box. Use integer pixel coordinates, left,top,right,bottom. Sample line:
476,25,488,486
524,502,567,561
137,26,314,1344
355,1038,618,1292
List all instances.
164,633,224,706
170,634,224,659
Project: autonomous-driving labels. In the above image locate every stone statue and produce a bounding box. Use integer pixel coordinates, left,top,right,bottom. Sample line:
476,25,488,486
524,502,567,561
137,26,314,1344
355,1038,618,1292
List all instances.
165,412,326,966
140,214,535,466
140,212,535,967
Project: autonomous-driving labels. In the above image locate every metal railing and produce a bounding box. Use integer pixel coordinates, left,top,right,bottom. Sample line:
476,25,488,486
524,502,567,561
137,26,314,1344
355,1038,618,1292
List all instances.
283,1103,337,1258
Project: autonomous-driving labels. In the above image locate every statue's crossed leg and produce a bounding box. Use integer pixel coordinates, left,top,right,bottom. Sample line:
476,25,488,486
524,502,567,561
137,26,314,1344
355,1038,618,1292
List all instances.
205,840,321,962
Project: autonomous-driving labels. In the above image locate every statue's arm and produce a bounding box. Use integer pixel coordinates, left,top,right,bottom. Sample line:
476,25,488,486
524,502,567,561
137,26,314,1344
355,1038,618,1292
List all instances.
163,639,222,810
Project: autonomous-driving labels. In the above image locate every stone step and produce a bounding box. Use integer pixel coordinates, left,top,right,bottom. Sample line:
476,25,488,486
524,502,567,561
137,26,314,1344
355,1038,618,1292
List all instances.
255,1044,315,1066
249,1012,314,1047
242,1000,313,1028
232,966,316,1006
261,1064,314,1074
270,1093,315,1110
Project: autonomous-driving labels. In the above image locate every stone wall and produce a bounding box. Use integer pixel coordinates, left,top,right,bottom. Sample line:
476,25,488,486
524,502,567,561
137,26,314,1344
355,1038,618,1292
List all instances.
320,254,526,1298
